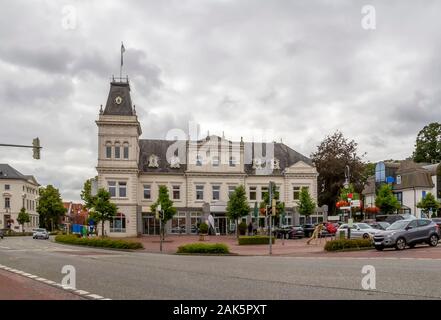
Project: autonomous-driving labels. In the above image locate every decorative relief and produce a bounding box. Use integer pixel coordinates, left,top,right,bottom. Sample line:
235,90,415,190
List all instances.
148,154,159,168
170,156,180,168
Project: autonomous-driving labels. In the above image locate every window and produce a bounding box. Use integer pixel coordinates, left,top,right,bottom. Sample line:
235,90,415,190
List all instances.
212,156,220,167
196,185,204,200
119,182,127,198
114,143,121,159
418,219,431,227
190,212,202,234
110,213,126,232
5,184,10,190
293,186,301,200
123,143,129,159
228,186,236,198
212,185,220,201
394,192,403,205
108,181,116,197
229,156,236,167
143,185,151,199
5,197,10,209
171,212,186,234
261,186,268,200
196,155,203,166
106,142,112,158
173,185,181,200
396,175,401,185
249,186,257,200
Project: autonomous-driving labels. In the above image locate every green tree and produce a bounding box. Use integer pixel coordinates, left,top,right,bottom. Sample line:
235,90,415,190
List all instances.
226,185,251,238
417,192,440,218
89,188,117,237
151,185,177,240
311,131,366,214
375,184,400,215
81,177,97,209
298,187,316,223
37,185,66,231
17,207,30,233
413,122,441,163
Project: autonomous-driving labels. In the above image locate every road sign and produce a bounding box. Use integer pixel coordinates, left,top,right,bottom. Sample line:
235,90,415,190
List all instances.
339,206,351,210
348,219,354,228
350,200,361,207
386,176,395,184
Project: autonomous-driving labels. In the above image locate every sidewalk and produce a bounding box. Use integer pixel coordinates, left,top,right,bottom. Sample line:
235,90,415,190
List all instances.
127,235,328,256
0,269,84,300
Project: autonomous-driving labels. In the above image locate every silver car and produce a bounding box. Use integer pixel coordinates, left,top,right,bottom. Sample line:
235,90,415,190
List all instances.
373,219,440,251
33,228,49,240
337,223,381,239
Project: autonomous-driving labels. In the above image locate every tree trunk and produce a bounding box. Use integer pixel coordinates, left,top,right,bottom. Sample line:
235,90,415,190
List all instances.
101,220,105,237
236,218,238,239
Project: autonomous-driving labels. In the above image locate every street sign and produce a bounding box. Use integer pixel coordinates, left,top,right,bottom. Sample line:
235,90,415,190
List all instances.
350,200,361,207
348,218,354,228
339,206,351,210
348,193,353,199
386,176,395,184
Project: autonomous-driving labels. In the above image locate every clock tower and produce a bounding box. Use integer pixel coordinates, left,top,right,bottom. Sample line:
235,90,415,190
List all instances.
95,77,142,237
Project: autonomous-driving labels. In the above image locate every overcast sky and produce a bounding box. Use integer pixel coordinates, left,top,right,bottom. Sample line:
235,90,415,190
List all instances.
0,0,440,201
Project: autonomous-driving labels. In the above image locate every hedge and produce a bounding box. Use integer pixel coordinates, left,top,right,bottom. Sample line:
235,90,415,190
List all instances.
238,236,275,245
324,239,373,252
3,231,33,237
55,235,144,250
177,243,230,254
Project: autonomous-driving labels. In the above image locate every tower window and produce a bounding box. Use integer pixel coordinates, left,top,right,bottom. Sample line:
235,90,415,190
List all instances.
115,143,121,159
106,142,112,159
123,142,129,159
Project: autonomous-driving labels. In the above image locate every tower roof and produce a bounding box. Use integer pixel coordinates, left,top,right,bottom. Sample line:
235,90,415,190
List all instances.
103,79,134,116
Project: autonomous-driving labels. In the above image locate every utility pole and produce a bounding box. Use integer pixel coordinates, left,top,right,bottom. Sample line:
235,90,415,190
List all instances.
268,181,274,255
156,204,163,252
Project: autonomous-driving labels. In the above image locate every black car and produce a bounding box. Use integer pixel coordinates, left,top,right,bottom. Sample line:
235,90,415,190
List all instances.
301,224,316,237
368,221,390,230
287,226,305,239
0,229,4,239
273,225,294,239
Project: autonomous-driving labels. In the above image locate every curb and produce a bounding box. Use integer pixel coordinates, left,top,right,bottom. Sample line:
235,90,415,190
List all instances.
0,264,111,300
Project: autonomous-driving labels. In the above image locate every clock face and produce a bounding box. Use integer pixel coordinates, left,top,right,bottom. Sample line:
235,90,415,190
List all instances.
115,96,123,105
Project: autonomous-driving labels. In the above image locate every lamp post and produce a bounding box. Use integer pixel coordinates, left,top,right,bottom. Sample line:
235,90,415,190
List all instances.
156,204,163,252
344,165,352,239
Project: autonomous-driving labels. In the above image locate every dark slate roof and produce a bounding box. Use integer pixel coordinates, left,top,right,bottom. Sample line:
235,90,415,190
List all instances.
0,164,29,181
139,139,187,173
103,81,134,116
244,142,312,174
393,161,434,190
138,139,312,175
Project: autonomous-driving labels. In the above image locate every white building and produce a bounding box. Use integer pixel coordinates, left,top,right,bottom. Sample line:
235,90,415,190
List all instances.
96,78,319,237
0,164,40,232
363,160,440,218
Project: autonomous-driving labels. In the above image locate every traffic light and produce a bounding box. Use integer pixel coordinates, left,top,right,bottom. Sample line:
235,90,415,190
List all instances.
271,199,276,216
32,137,40,159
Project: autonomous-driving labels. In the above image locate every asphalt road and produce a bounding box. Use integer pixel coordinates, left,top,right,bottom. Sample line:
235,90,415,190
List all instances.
0,237,440,299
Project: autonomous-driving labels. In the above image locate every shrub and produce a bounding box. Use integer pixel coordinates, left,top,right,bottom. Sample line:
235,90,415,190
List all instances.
238,222,247,235
199,222,209,234
324,239,373,252
55,235,143,250
3,230,33,237
238,236,275,245
177,243,230,254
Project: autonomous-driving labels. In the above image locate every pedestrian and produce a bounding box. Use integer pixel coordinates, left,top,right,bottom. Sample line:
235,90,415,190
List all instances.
248,222,253,236
306,223,323,245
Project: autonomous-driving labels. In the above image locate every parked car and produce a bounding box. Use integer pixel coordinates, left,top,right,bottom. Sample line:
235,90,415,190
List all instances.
375,214,416,224
373,219,440,251
301,224,316,237
367,221,390,231
337,223,381,239
33,228,49,239
287,226,305,239
0,229,4,239
432,218,441,228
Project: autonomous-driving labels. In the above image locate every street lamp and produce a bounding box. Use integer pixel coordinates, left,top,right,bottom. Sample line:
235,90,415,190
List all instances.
344,165,352,239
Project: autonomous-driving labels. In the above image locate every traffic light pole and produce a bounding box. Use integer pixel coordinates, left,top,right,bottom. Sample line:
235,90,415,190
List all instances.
0,138,42,159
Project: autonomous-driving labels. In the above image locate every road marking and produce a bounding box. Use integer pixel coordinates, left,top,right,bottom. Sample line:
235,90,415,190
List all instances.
0,246,10,249
0,264,111,300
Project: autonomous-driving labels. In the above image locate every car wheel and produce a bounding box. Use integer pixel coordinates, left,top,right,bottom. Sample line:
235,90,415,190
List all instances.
428,234,439,247
362,233,370,239
395,237,406,250
374,245,384,251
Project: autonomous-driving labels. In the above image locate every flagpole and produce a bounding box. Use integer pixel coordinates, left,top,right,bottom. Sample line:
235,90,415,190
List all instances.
120,42,122,80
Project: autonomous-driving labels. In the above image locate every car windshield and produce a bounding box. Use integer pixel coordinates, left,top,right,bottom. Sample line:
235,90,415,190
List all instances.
378,222,390,228
36,229,46,232
386,220,409,230
357,223,371,229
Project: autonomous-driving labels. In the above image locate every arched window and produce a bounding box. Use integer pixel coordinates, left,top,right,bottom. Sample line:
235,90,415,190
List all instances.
114,142,121,159
110,213,126,233
123,142,129,159
196,154,203,166
105,141,112,159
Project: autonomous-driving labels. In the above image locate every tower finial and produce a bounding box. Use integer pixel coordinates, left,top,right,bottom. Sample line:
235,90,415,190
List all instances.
133,104,136,115
99,104,103,115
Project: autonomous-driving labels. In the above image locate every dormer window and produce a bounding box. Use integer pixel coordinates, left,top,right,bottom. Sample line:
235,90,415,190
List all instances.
148,154,159,168
252,158,263,169
170,156,181,168
270,158,280,170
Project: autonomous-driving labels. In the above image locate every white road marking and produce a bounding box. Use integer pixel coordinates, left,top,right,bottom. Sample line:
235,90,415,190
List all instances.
0,264,111,300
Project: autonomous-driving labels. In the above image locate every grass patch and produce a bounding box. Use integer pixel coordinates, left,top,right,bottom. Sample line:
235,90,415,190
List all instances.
55,235,144,250
238,236,275,245
324,238,373,252
177,243,230,254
